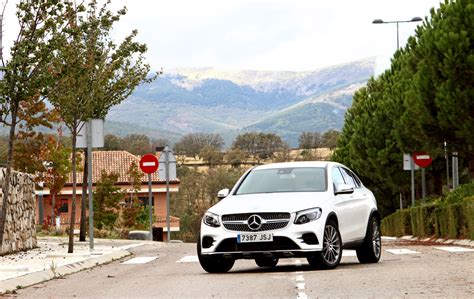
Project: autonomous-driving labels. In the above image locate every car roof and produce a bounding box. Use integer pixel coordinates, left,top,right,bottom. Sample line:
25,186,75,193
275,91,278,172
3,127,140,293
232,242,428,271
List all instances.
253,161,339,170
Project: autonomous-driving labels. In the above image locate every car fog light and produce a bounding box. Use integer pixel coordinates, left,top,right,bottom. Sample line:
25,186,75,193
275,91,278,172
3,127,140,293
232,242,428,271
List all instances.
295,208,322,224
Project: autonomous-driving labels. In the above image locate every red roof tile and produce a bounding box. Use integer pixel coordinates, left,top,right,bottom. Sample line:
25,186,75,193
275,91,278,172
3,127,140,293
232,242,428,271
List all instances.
67,151,178,185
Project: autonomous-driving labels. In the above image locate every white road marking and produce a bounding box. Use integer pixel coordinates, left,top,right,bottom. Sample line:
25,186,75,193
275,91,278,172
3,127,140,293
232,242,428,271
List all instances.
342,250,357,257
294,260,307,299
435,247,474,253
121,257,157,264
297,292,308,299
296,283,305,290
177,255,199,263
385,249,420,255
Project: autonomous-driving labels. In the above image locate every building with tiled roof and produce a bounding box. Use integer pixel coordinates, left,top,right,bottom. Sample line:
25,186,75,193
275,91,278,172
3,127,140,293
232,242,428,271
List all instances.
36,151,180,241
67,151,178,185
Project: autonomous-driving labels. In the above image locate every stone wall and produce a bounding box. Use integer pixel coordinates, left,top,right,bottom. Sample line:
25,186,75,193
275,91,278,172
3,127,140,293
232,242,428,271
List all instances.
0,168,37,255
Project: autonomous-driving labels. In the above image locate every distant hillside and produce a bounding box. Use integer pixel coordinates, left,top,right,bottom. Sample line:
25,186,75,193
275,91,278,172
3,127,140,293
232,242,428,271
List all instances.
242,84,362,145
107,58,375,146
1,58,375,147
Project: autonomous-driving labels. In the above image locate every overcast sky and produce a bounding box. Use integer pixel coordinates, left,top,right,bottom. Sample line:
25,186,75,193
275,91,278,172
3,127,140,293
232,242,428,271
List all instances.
2,0,441,73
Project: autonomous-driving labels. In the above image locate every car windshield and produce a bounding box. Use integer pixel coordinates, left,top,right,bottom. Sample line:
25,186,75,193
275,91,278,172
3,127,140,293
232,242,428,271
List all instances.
235,167,327,195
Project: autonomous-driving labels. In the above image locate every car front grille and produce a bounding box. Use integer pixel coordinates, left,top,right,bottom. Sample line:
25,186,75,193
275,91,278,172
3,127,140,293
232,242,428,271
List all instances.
215,237,300,252
222,212,291,232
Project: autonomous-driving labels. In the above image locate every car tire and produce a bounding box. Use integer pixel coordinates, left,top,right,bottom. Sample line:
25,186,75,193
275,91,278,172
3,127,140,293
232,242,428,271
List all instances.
356,216,382,264
307,220,342,269
255,256,279,268
197,238,234,273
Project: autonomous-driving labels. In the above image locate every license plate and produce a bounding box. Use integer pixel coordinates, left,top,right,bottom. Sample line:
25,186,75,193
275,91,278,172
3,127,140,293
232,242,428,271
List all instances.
237,233,273,243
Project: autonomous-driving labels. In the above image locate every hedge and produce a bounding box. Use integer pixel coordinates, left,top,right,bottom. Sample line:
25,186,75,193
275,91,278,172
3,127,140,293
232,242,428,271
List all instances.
381,198,474,239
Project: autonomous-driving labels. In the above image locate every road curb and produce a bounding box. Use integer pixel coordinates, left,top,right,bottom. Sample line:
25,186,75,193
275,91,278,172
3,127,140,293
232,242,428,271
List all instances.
391,235,474,247
0,250,131,294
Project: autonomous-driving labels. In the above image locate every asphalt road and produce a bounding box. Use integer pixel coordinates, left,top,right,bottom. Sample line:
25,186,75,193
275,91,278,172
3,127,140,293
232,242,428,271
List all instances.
9,240,474,298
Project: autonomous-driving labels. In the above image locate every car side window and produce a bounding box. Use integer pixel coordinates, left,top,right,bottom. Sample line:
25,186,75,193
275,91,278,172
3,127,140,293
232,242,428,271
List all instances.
350,170,363,187
332,167,345,189
340,167,358,188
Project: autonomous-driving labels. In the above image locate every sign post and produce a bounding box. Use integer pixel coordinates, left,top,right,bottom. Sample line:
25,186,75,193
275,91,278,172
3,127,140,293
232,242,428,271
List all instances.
158,146,176,242
413,152,433,201
139,154,159,241
77,119,104,251
404,154,419,207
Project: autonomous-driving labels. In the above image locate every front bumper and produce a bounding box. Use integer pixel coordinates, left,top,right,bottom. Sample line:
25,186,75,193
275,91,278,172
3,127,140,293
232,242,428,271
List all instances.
200,213,325,258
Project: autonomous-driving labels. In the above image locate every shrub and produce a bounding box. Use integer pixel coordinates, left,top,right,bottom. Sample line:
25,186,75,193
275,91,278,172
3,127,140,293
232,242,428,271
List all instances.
381,209,411,237
382,197,474,240
441,182,474,204
410,204,437,237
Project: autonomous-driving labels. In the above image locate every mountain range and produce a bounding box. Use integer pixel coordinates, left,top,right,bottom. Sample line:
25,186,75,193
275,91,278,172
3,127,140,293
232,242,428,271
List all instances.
0,58,376,147
107,57,375,147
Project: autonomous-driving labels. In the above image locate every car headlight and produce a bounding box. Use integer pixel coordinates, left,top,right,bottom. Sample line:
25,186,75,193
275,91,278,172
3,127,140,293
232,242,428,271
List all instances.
294,208,322,225
203,212,220,227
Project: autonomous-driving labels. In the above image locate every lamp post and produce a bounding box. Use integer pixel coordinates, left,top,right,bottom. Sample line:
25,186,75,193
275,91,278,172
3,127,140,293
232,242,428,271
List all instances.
372,17,422,50
373,16,422,206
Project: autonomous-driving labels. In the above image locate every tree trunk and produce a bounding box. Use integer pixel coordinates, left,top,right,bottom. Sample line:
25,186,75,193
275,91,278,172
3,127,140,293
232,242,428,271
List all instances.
79,148,88,241
68,131,77,253
0,105,18,249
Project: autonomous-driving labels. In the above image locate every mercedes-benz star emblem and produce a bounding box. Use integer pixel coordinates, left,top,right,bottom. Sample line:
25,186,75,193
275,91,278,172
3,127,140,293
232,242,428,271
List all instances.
247,215,263,231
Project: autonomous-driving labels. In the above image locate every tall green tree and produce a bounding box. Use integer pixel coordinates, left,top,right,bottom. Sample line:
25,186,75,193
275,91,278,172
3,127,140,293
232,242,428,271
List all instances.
334,0,473,215
48,1,154,252
0,0,68,250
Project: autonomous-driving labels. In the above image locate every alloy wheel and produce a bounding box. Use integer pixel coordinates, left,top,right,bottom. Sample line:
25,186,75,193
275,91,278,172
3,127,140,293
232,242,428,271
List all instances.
322,224,341,264
372,221,381,258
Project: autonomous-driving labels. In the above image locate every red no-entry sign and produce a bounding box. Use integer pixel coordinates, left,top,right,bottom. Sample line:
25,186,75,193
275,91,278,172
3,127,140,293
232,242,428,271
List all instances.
140,154,159,174
413,152,432,168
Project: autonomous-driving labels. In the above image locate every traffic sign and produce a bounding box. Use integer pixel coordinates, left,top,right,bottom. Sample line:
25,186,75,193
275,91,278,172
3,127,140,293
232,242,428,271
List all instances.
140,154,159,174
413,152,432,168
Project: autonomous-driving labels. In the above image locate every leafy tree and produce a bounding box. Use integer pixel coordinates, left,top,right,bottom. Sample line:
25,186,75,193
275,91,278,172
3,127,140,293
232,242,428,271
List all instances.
121,161,145,228
225,148,248,168
0,0,68,249
48,1,154,252
299,132,322,149
396,0,474,165
321,129,340,150
122,134,151,155
172,166,246,241
206,167,244,205
41,134,73,222
232,132,285,160
199,145,224,167
333,0,474,215
93,171,123,229
104,134,122,150
174,133,224,158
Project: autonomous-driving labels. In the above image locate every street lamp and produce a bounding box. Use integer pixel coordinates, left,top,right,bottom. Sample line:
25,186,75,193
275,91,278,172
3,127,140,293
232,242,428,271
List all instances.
372,17,422,50
372,16,422,207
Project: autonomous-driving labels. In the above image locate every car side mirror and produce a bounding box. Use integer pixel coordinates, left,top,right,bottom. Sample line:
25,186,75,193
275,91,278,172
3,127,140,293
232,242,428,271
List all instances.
335,183,354,195
217,188,230,199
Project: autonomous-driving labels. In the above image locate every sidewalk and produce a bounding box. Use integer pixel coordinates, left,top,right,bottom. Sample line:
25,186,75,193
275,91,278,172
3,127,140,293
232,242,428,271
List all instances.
0,237,149,294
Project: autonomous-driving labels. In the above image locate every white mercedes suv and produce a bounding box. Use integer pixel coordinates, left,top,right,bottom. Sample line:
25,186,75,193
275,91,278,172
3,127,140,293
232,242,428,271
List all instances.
197,161,381,273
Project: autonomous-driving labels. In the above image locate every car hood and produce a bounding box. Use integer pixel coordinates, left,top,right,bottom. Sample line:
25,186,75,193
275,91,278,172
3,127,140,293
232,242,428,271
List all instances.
209,192,330,215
